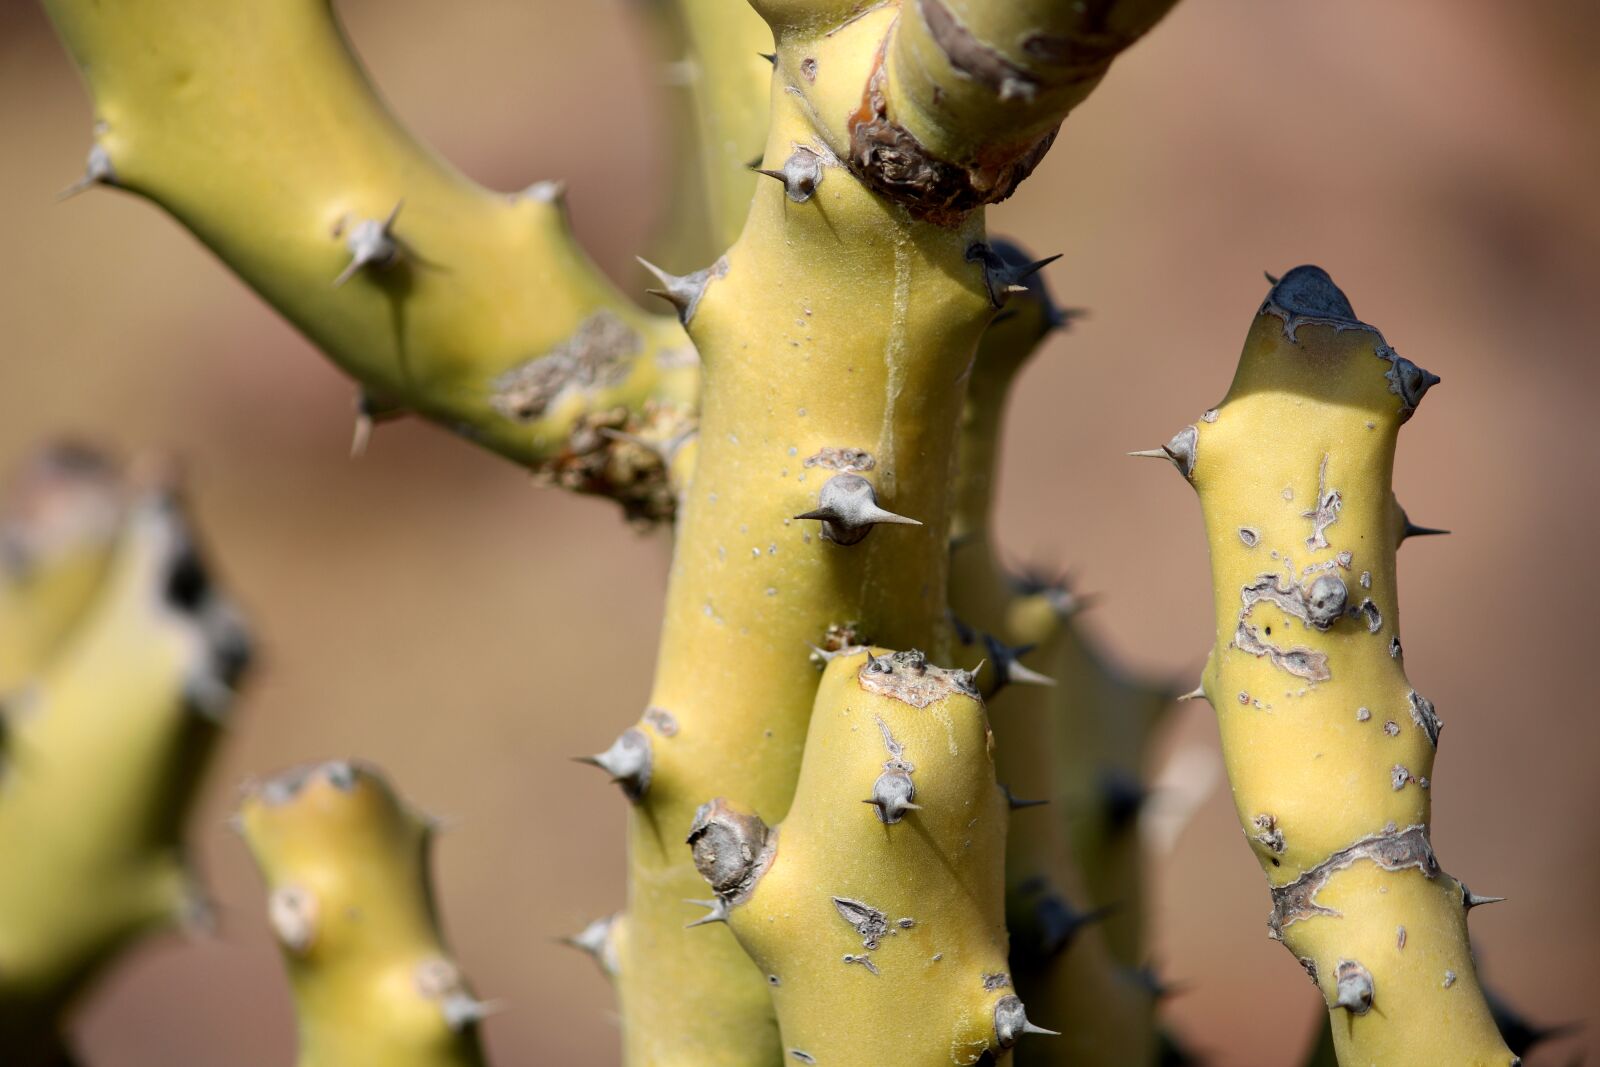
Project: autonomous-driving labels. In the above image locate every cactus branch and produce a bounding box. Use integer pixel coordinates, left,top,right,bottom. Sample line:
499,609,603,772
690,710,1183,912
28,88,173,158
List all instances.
690,648,1026,1067
1158,266,1512,1065
41,0,698,520
239,761,490,1067
0,460,251,1065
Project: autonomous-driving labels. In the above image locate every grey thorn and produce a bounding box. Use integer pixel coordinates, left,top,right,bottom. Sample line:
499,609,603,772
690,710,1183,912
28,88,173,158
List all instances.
981,633,1056,694
441,994,497,1032
1000,783,1048,811
333,201,403,287
1461,883,1507,910
59,143,116,200
1129,425,1198,480
1334,960,1375,1015
752,148,824,203
1176,684,1207,702
994,995,1059,1048
637,256,720,325
573,727,652,802
684,897,731,928
795,473,921,546
864,770,919,824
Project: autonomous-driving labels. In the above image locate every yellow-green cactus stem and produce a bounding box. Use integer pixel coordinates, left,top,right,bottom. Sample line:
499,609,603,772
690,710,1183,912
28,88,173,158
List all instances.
1143,265,1512,1066
948,243,1161,1064
687,648,1052,1066
238,761,489,1067
0,476,252,1066
0,443,126,694
577,4,1181,1061
42,0,698,521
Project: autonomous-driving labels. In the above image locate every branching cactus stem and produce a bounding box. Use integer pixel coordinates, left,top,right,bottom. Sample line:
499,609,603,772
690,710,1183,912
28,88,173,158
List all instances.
688,648,1034,1067
238,761,490,1067
1148,265,1513,1066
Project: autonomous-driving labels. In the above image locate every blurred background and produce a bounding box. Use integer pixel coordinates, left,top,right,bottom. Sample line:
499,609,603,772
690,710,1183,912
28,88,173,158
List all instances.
2,1,1597,1063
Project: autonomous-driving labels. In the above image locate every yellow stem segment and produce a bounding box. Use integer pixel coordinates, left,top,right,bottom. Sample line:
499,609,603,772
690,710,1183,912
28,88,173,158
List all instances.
1167,266,1511,1066
239,761,489,1067
688,648,1028,1067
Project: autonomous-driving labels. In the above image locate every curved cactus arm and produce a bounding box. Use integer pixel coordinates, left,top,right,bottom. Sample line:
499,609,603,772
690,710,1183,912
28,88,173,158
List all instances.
238,761,490,1067
41,0,698,520
0,471,252,1065
688,648,1043,1067
947,246,1160,1064
0,444,126,693
1144,266,1511,1065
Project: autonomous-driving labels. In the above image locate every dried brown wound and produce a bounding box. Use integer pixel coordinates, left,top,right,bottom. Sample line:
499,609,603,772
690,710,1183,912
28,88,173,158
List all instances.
847,56,1056,226
1269,824,1438,940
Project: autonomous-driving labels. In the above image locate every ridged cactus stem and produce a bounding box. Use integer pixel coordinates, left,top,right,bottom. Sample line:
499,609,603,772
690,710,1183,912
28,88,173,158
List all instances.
1149,266,1512,1065
0,461,251,1065
238,761,490,1067
41,0,698,520
688,648,1034,1066
947,251,1159,1064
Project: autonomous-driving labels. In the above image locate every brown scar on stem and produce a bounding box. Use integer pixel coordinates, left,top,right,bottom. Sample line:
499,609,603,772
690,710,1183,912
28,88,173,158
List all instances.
528,402,694,525
803,446,875,472
842,953,880,975
1268,824,1439,940
982,972,1012,990
1252,813,1286,854
1408,690,1442,747
490,310,639,422
846,49,1056,226
857,649,980,707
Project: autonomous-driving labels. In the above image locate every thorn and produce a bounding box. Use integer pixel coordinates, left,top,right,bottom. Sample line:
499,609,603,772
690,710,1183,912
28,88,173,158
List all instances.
1402,520,1451,541
1000,783,1048,811
1334,960,1374,1015
573,728,652,802
865,766,919,824
1462,884,1507,910
751,148,824,203
58,143,116,200
441,994,499,1032
559,915,619,975
795,473,921,546
758,51,776,65
637,256,720,325
1129,425,1198,480
1176,684,1206,702
684,898,730,928
351,412,375,458
1100,769,1148,831
949,611,977,646
521,179,567,204
1264,270,1281,285
981,633,1056,695
333,200,403,287
1133,964,1186,1001
965,243,1063,308
994,995,1057,1048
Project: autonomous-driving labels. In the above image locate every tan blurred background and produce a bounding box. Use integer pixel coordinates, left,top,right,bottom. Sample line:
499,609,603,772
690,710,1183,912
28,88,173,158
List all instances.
2,1,1597,1064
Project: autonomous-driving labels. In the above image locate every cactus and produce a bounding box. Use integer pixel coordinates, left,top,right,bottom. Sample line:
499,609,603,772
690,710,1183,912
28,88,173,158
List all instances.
28,1,1536,1065
238,761,490,1067
1141,266,1512,1065
0,447,251,1066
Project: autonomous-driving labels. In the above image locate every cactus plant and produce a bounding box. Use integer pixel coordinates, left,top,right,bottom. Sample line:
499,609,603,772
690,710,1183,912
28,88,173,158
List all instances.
17,1,1539,1065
